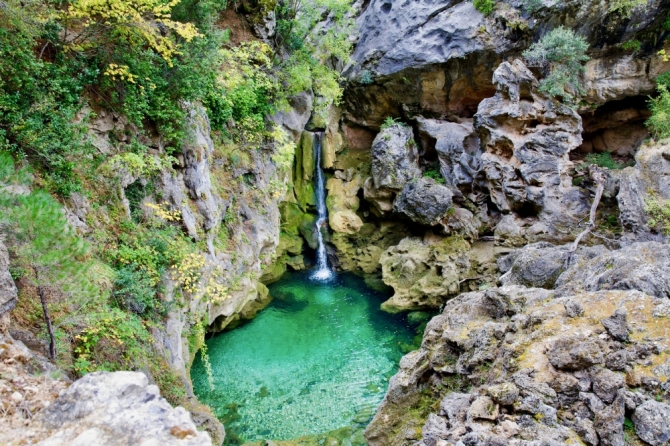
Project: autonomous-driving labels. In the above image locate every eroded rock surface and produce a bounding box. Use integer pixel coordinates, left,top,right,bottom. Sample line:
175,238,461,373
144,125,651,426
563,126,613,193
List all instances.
27,371,211,446
0,239,17,318
366,285,670,446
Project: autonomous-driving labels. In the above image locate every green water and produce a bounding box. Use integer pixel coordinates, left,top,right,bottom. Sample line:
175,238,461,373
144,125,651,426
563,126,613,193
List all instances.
191,271,415,444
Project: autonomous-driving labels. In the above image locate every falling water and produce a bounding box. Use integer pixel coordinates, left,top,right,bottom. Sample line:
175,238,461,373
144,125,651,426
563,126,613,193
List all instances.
311,132,333,281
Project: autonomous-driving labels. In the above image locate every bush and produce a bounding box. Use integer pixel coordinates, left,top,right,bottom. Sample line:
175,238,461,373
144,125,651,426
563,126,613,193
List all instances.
380,116,406,130
583,152,627,170
523,27,590,105
609,0,647,18
423,168,446,184
644,196,670,234
647,85,670,139
474,0,496,15
621,40,642,51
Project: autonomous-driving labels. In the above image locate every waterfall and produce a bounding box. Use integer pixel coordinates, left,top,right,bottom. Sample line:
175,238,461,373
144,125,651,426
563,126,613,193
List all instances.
311,132,333,281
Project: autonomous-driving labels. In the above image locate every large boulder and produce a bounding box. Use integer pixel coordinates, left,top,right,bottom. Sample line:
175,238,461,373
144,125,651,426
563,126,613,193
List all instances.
474,59,590,237
393,177,453,226
379,234,470,312
326,171,364,234
633,401,670,445
498,242,607,289
29,371,212,446
555,241,670,299
370,124,421,191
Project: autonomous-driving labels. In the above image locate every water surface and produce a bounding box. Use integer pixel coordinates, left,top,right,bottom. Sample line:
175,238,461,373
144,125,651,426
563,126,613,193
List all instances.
191,271,415,444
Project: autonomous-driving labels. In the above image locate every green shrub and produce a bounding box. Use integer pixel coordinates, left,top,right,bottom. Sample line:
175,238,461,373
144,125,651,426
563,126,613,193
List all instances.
647,84,670,139
609,0,647,18
583,152,627,170
423,167,446,184
621,40,642,51
523,27,590,105
522,0,543,13
360,70,374,85
380,116,407,130
644,196,670,234
474,0,496,15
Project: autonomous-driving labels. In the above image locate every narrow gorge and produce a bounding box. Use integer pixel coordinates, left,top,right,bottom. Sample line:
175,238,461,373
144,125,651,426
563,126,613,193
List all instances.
2,0,670,445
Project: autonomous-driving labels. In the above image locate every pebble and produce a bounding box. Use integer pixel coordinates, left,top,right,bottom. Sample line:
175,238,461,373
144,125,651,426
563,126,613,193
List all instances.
11,391,23,403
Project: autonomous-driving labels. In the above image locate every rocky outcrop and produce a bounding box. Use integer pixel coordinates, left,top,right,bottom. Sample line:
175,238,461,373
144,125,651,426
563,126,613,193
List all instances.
371,124,421,192
555,241,670,299
476,60,590,242
326,170,364,234
379,233,470,312
27,371,211,445
393,178,453,226
0,239,17,320
366,285,670,446
617,140,670,240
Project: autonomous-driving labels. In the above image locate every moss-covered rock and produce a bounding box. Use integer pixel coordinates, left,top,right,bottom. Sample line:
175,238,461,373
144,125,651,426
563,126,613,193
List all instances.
380,233,471,313
294,132,317,211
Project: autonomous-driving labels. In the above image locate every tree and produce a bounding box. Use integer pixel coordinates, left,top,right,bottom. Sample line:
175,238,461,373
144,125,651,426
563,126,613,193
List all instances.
0,153,96,358
523,27,590,105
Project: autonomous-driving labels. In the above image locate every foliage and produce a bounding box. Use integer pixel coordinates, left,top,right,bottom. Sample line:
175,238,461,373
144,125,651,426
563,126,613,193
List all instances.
380,116,406,130
360,70,373,85
274,0,354,120
609,0,648,18
423,167,446,184
644,195,670,234
523,27,590,105
521,0,543,13
621,40,642,51
583,152,627,170
647,85,670,139
473,0,496,16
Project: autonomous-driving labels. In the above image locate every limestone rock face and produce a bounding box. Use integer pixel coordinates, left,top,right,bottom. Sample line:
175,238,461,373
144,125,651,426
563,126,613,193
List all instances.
555,241,670,299
474,60,590,236
617,141,670,240
379,234,470,312
393,178,453,226
326,172,363,234
366,286,670,446
29,371,212,446
371,124,421,191
0,239,17,317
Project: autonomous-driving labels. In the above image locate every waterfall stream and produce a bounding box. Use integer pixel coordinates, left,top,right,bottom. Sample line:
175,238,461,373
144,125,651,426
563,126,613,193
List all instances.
311,132,333,281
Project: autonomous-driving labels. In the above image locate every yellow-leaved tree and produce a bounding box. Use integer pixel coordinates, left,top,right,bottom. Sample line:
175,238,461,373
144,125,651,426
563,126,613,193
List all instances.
62,0,200,65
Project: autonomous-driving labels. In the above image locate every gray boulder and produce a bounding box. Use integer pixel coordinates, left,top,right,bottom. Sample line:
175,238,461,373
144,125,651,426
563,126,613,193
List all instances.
633,400,670,445
555,241,670,299
31,371,212,445
594,390,626,446
371,124,421,191
0,239,17,317
547,337,604,370
498,242,607,289
393,178,453,226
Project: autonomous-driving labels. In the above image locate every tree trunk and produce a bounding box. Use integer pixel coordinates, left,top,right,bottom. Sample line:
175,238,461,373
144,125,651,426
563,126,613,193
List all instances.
32,266,56,359
565,165,607,267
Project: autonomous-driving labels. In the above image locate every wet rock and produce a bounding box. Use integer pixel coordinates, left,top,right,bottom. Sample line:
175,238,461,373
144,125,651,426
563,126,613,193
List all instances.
556,242,670,299
393,177,454,226
0,239,17,317
601,309,630,342
633,400,670,445
371,124,421,191
547,337,604,371
594,389,625,446
30,371,211,445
